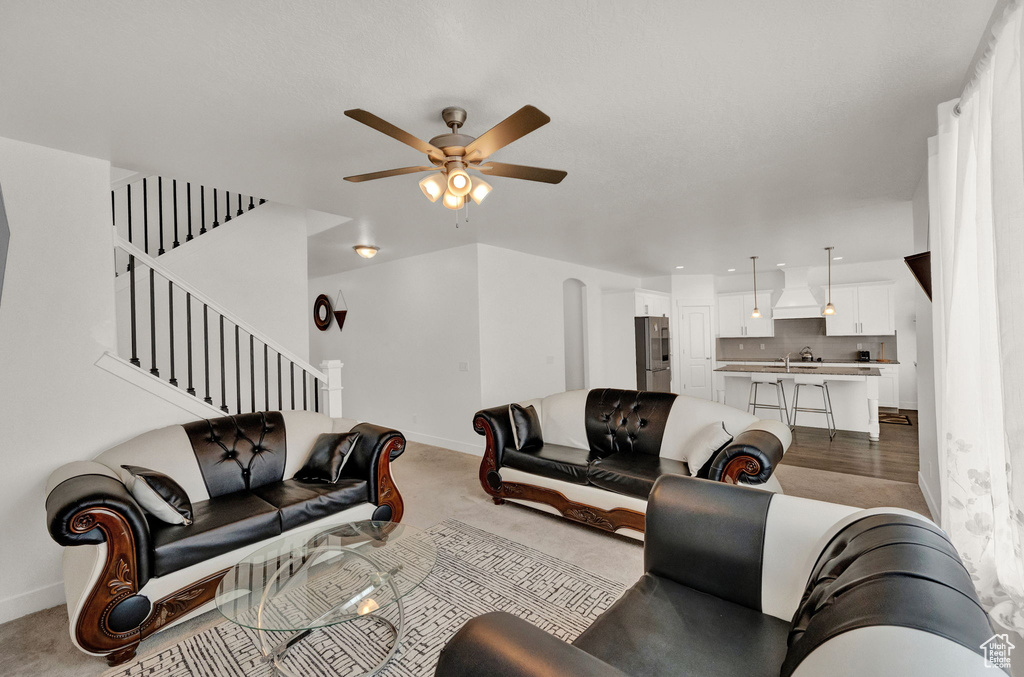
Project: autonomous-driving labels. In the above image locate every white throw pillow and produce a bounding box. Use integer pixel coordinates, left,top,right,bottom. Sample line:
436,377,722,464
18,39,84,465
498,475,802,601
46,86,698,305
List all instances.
686,421,734,476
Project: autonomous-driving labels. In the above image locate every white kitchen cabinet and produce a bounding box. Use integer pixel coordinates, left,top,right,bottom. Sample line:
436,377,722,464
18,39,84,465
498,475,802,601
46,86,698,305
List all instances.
825,282,895,336
634,289,671,317
877,364,899,408
717,291,774,337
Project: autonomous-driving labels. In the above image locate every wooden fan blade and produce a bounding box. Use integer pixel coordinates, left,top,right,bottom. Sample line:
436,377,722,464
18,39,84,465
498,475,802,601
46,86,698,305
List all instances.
476,162,567,184
464,106,550,161
344,166,436,183
344,109,446,162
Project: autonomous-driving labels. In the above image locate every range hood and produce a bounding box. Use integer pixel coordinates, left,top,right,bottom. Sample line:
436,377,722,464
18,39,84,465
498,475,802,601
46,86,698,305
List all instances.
772,267,825,319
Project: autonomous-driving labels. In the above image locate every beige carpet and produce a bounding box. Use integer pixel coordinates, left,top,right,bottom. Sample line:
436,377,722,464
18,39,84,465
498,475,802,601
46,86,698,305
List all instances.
0,441,932,677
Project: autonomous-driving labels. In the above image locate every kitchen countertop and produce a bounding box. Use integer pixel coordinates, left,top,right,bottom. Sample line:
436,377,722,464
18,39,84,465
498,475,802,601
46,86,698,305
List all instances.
714,364,881,377
717,357,899,365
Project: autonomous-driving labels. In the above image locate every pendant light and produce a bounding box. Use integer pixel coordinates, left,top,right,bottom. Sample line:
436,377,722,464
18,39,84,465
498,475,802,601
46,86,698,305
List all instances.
822,246,836,315
750,256,761,318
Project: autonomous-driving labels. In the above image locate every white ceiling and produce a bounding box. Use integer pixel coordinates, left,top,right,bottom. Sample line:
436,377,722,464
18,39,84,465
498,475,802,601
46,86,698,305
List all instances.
0,1,996,278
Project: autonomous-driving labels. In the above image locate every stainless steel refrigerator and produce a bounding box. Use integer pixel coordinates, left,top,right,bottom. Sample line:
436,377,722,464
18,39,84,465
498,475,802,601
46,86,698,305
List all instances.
635,316,672,392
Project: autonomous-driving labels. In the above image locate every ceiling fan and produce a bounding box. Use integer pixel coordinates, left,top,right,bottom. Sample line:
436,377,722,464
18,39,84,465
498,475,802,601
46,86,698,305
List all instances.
343,105,567,209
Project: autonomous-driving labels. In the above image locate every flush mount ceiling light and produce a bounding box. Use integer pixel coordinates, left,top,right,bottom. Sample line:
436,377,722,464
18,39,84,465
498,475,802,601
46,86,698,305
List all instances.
343,106,567,211
353,245,379,259
823,246,836,315
750,256,761,318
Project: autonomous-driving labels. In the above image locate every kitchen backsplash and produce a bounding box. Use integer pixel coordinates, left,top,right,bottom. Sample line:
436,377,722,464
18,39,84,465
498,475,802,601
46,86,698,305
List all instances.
716,318,897,362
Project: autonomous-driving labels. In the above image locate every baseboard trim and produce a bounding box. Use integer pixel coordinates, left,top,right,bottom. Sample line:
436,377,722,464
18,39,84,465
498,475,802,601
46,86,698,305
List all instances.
918,470,941,523
0,580,64,625
402,430,482,456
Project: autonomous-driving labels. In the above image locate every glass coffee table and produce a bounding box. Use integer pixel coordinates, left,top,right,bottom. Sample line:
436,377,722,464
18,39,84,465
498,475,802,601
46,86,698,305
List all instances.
216,520,437,677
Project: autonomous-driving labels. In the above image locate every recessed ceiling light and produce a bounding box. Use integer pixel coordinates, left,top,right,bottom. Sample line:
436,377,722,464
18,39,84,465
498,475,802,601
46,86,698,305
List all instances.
833,256,843,260
675,266,685,269
727,268,736,272
776,263,786,267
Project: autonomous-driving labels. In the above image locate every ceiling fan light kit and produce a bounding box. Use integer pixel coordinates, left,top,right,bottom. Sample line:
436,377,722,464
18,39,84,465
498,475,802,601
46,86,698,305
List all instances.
343,105,567,211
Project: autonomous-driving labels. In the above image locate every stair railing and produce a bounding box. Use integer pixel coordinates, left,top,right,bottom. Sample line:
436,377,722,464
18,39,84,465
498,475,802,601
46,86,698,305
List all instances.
111,175,266,260
112,230,336,417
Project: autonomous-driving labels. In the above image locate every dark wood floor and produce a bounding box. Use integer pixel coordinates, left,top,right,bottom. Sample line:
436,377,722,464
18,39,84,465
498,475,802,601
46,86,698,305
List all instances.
779,409,919,483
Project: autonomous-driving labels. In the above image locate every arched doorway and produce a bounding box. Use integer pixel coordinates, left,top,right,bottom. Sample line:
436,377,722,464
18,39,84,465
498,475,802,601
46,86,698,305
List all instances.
563,278,588,390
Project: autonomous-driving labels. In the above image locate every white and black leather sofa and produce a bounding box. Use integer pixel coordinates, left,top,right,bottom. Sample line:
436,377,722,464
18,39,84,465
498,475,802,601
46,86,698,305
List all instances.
474,388,791,538
44,410,405,665
436,475,1002,677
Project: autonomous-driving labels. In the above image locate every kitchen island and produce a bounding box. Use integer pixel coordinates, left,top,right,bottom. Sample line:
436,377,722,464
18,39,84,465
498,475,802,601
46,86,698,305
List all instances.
714,363,882,440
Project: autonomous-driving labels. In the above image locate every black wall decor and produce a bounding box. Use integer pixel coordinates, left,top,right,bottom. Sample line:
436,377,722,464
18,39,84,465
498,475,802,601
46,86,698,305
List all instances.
313,294,333,331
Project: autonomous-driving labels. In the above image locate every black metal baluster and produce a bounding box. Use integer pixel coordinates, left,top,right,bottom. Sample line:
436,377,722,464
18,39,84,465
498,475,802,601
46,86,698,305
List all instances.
302,371,307,411
172,180,180,248
225,191,232,223
248,196,255,211
219,316,228,412
264,344,269,411
277,354,283,409
314,378,319,413
186,293,195,395
158,177,166,255
290,363,295,409
212,188,220,228
203,305,212,403
186,182,194,242
200,185,207,235
168,280,177,386
142,178,149,255
149,268,159,376
127,184,133,244
235,325,241,414
237,194,243,216
249,335,256,412
129,255,140,366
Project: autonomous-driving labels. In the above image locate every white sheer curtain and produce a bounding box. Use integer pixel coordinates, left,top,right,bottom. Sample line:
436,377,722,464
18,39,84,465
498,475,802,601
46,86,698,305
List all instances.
930,0,1024,634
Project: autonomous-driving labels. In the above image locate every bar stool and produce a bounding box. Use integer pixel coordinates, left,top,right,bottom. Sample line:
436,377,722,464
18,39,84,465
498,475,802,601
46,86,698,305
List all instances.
791,374,836,439
748,373,791,426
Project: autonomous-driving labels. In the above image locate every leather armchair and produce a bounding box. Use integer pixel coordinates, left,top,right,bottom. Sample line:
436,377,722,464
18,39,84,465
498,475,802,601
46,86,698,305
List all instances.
437,475,999,677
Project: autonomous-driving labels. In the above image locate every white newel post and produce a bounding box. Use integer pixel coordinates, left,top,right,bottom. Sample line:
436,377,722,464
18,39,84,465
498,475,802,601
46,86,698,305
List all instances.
320,360,344,418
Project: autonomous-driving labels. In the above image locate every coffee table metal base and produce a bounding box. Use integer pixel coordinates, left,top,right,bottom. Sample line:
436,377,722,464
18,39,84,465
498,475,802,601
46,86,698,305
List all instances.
258,595,405,677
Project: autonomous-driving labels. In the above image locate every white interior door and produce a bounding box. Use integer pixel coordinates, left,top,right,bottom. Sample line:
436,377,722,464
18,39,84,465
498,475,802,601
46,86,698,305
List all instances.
679,305,713,400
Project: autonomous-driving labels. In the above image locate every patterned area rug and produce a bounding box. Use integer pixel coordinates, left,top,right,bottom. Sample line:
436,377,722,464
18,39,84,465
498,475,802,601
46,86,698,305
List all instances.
103,520,625,677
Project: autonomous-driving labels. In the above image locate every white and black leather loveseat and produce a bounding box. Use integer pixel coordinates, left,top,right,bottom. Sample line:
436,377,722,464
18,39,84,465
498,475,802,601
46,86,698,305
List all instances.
44,410,405,665
474,388,791,538
437,475,1002,677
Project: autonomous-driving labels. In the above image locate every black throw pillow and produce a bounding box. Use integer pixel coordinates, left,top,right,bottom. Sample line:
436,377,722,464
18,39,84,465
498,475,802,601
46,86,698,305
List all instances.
295,431,362,483
120,465,194,525
508,403,544,451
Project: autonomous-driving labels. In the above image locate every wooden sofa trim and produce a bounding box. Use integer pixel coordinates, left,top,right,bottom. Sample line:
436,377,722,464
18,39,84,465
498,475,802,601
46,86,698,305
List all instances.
475,416,646,535
71,438,406,666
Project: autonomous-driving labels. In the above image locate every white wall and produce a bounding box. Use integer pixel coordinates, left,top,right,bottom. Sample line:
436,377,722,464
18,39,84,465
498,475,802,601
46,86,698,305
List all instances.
153,203,311,359
308,245,483,453
476,244,640,405
0,137,198,623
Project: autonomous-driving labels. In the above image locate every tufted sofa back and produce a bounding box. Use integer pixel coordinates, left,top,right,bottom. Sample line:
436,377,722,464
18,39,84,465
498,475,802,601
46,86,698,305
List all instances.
182,411,288,497
584,388,678,458
782,513,994,676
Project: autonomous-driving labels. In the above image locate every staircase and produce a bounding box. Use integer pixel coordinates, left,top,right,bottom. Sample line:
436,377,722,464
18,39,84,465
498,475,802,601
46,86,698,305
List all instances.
101,174,340,419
